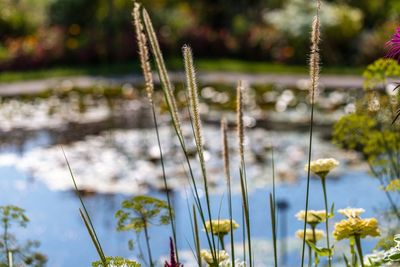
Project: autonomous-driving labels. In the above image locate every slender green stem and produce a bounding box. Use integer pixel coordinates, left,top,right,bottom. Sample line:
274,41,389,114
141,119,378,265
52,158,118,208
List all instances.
184,95,217,258
271,147,276,219
311,225,319,267
150,103,179,262
242,208,246,263
269,194,278,267
308,244,312,267
4,221,9,265
62,148,106,264
321,177,331,267
222,119,235,267
228,197,235,265
192,205,202,267
354,235,364,267
218,234,226,250
143,224,154,267
301,95,315,267
270,147,278,267
239,166,252,267
302,0,320,264
349,237,357,267
142,9,216,260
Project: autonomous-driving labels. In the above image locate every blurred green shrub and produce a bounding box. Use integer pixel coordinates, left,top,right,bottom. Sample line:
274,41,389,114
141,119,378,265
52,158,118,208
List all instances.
0,0,400,69
0,0,48,38
0,205,47,266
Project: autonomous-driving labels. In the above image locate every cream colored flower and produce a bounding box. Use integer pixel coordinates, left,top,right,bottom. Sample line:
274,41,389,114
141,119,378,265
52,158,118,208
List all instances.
333,218,380,241
204,219,239,235
200,250,229,265
338,208,365,219
296,210,327,224
296,229,324,243
305,158,339,176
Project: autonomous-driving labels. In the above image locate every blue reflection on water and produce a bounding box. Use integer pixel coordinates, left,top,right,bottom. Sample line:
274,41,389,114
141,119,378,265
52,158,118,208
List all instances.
0,163,389,266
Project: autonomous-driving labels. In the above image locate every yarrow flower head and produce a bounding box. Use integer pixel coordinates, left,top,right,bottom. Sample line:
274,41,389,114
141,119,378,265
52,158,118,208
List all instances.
200,250,229,266
385,179,400,192
338,208,365,219
305,158,339,177
386,26,400,61
333,217,380,241
296,229,324,243
204,219,239,236
296,210,327,225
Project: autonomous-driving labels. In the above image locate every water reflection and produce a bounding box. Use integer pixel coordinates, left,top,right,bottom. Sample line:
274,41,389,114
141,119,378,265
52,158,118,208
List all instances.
0,165,388,266
0,81,380,266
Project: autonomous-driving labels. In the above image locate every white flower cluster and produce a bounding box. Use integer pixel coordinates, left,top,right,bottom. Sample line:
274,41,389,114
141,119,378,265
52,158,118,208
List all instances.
305,158,339,176
296,229,325,242
296,210,327,224
338,208,365,219
204,219,239,235
200,250,229,265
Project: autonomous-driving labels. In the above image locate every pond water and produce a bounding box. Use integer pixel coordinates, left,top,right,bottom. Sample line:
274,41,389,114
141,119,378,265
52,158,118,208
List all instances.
0,82,392,266
0,155,389,267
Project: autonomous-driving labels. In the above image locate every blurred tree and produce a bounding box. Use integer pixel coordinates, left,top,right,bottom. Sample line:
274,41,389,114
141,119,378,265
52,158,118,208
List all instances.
189,0,266,29
0,0,48,38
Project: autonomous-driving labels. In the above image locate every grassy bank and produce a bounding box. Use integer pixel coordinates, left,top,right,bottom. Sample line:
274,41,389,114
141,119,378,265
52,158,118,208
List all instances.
0,59,364,83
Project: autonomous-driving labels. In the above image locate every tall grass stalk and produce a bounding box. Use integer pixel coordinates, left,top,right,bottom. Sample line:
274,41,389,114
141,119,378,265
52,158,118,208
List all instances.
61,147,106,265
193,205,202,267
270,146,278,267
183,45,218,256
132,2,179,262
301,1,322,266
221,118,235,267
321,176,331,265
142,9,181,136
269,193,278,267
237,82,253,267
142,7,217,262
185,195,202,267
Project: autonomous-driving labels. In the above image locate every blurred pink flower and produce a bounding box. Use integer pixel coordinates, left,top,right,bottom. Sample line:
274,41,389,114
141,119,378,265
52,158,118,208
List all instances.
386,26,400,60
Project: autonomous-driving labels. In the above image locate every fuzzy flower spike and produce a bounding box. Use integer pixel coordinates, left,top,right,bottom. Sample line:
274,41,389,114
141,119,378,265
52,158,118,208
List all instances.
386,26,400,61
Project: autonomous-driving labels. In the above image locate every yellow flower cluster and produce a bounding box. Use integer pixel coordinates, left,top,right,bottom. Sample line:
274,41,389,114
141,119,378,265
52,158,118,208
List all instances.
333,217,380,240
338,208,365,219
204,219,239,235
296,210,327,224
385,179,400,192
305,158,339,176
200,250,229,265
296,229,325,243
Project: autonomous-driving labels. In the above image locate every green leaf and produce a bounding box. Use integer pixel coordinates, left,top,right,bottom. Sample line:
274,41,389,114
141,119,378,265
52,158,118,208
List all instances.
92,256,141,267
307,241,334,257
329,203,335,218
343,254,351,267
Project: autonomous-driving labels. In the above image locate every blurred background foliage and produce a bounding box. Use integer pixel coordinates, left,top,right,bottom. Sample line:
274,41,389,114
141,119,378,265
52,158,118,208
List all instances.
0,0,399,71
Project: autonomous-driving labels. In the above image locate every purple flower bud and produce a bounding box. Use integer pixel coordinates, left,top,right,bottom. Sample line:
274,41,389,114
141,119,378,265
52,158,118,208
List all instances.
164,237,183,267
